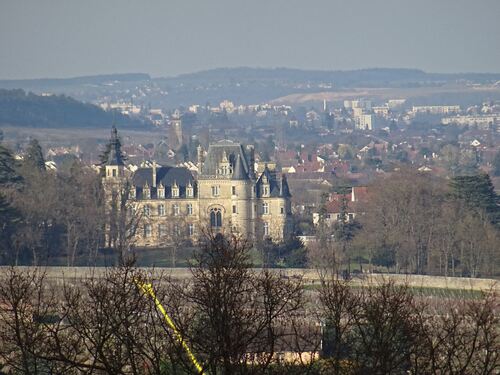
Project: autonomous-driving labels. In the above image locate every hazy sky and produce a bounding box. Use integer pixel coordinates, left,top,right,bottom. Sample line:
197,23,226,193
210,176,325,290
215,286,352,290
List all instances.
1,0,499,79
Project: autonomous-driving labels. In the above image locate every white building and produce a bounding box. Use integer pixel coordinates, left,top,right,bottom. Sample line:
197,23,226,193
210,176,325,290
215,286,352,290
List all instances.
412,105,460,115
441,115,499,130
355,114,373,130
387,99,406,109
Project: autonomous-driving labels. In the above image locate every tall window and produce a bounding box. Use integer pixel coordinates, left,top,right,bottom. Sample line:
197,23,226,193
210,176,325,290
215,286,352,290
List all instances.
144,204,151,216
232,186,236,195
187,203,193,215
232,205,237,214
158,224,166,237
158,204,165,216
211,185,220,197
173,224,180,236
186,186,194,198
263,222,269,236
210,208,222,228
144,224,152,238
144,187,151,199
172,186,179,198
262,185,269,196
188,223,194,236
173,204,179,216
262,202,269,215
280,205,284,215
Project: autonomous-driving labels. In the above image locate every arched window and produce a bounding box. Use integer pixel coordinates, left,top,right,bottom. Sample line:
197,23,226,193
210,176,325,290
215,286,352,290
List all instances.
210,208,222,228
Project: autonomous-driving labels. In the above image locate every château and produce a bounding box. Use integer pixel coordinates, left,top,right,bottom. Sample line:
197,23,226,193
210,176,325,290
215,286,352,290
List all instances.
103,127,292,248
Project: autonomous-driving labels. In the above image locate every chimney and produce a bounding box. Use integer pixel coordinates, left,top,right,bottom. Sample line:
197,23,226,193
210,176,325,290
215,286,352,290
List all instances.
152,161,157,188
248,145,256,178
197,144,203,170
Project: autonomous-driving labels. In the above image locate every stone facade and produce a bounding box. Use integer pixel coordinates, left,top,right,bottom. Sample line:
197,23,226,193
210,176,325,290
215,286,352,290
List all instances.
103,128,292,248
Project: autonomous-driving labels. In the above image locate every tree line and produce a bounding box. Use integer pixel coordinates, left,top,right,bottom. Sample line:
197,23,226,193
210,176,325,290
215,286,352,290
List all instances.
0,234,498,374
1,136,498,276
0,138,104,265
314,169,500,278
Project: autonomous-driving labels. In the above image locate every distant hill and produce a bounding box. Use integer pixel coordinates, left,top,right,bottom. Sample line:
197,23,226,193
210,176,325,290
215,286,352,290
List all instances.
1,68,499,109
0,73,150,90
165,67,500,87
0,89,150,129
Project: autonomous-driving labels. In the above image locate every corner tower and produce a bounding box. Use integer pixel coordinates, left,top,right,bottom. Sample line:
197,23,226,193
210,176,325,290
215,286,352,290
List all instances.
105,125,125,179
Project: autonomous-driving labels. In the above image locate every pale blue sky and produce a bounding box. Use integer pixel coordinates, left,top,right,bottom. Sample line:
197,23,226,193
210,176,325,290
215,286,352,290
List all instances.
0,0,499,79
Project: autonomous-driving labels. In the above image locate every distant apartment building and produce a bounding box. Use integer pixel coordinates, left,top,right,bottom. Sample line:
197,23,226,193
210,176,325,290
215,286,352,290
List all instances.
372,106,390,117
344,99,372,110
100,102,142,116
441,115,499,130
355,114,373,130
411,105,461,115
387,99,406,109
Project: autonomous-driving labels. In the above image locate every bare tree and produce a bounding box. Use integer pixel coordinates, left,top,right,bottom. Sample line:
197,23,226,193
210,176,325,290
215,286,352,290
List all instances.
166,232,305,374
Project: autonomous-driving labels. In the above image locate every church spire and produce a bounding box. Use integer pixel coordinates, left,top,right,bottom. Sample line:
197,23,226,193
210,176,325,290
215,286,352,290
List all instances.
106,125,124,166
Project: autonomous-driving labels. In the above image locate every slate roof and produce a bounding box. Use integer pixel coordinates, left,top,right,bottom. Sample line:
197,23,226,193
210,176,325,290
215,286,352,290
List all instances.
132,166,196,199
232,155,249,180
255,167,290,198
201,140,250,177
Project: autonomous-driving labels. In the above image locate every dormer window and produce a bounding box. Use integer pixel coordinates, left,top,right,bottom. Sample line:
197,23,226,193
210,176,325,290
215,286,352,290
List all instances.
158,184,165,199
186,184,194,198
143,184,151,199
172,183,179,198
218,150,232,176
129,187,136,199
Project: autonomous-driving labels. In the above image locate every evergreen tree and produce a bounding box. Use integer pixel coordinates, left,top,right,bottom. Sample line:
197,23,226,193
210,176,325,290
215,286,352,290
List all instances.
24,139,46,171
333,188,362,275
493,151,500,177
0,144,21,186
0,143,21,262
450,173,500,227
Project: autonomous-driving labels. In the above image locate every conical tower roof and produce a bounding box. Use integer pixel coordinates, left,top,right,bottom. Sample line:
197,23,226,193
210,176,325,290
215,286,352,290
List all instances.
232,154,249,180
280,174,291,197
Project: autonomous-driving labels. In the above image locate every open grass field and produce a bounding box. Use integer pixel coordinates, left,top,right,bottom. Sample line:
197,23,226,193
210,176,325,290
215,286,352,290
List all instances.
1,265,497,295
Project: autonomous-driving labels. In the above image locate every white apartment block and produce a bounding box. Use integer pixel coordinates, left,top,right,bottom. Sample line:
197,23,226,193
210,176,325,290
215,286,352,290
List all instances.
411,105,461,115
